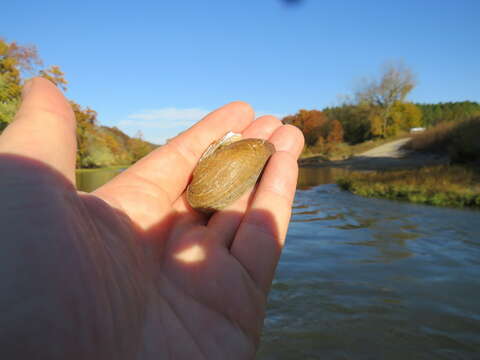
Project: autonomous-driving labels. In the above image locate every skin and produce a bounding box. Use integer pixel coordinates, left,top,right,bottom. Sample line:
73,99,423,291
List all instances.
0,78,304,359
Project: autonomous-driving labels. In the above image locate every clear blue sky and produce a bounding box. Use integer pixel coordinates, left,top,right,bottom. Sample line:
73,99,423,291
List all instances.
3,0,479,144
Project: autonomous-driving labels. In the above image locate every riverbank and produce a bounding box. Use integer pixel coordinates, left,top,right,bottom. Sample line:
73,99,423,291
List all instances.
337,165,480,209
299,135,480,209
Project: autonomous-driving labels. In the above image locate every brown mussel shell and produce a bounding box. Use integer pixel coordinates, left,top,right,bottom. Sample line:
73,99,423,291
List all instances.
187,138,275,214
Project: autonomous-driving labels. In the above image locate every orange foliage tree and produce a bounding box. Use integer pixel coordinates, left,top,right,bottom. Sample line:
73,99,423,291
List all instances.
283,109,328,146
283,109,344,148
327,119,344,143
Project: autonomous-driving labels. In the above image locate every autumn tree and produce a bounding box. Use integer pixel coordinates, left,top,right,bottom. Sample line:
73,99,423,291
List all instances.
1,37,156,168
71,101,97,167
283,109,328,146
0,38,42,81
0,38,68,128
39,65,68,91
388,102,422,136
327,119,344,143
356,61,416,137
0,39,42,126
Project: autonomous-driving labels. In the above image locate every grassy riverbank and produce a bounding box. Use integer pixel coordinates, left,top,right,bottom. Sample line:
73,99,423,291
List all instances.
336,116,480,208
337,165,480,208
76,165,126,173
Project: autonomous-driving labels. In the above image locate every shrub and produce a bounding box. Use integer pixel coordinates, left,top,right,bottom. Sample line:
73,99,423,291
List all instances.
406,116,480,163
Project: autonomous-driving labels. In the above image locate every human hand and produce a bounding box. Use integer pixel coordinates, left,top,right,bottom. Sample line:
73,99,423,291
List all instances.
0,78,304,359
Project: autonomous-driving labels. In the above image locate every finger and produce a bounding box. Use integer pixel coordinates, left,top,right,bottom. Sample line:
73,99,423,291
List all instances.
231,125,304,293
0,77,76,184
243,115,283,140
206,115,283,247
93,102,254,230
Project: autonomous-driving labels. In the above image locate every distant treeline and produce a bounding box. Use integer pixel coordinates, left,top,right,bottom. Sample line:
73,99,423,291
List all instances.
0,38,156,168
285,102,422,146
285,101,480,148
320,101,480,144
416,101,480,127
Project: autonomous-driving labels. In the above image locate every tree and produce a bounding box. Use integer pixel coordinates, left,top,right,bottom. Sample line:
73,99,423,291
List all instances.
0,73,20,127
324,104,372,143
0,38,68,128
71,101,97,167
327,119,344,143
1,37,156,168
388,102,422,136
356,61,416,137
39,65,68,91
283,109,328,146
0,39,42,126
128,131,153,163
416,101,480,127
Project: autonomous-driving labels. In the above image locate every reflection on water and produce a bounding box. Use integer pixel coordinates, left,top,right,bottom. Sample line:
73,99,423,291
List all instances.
76,168,123,192
77,167,480,359
297,166,351,190
76,165,351,193
258,167,480,359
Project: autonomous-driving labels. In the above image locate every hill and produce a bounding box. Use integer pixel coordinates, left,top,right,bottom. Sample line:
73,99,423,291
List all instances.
0,38,157,168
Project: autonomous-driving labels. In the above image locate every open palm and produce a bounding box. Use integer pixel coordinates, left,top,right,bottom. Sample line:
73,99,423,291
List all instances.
0,78,303,359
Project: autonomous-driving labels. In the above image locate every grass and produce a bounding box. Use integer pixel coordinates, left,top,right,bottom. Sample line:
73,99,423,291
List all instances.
337,165,480,209
405,116,480,163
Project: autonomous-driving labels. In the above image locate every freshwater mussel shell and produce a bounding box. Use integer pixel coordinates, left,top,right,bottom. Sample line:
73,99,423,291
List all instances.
187,138,275,214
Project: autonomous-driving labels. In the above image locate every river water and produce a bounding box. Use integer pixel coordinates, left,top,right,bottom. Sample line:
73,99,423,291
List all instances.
76,167,480,359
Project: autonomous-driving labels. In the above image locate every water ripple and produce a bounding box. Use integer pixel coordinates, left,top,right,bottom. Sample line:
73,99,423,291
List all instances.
259,168,480,359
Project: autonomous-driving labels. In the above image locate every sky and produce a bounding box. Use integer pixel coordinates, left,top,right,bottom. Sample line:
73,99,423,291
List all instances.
3,0,479,144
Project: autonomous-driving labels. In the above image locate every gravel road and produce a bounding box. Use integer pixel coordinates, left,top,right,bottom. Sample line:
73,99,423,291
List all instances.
299,137,449,170
358,138,412,158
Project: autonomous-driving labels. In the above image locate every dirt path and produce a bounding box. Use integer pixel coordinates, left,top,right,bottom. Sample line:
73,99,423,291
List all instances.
358,138,412,158
299,138,449,170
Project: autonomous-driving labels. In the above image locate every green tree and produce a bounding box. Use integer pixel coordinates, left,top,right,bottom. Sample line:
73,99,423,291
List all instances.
128,131,153,163
0,74,20,128
324,104,372,143
416,101,480,127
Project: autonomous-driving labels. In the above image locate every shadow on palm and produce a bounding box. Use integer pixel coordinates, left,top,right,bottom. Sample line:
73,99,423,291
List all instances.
1,153,283,358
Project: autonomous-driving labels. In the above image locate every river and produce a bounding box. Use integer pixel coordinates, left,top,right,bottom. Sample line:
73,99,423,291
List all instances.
76,167,480,359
